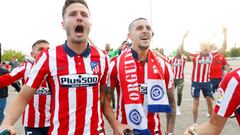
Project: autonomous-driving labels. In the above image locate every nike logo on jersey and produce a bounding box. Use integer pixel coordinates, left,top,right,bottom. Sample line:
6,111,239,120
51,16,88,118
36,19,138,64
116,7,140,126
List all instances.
59,74,99,88
57,66,67,71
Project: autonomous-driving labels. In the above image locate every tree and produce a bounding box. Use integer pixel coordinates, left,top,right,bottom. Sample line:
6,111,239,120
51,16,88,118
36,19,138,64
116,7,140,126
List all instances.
229,47,240,57
1,49,24,62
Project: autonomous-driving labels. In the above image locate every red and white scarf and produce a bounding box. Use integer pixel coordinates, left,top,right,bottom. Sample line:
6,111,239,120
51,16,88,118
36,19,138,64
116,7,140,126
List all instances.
118,48,172,130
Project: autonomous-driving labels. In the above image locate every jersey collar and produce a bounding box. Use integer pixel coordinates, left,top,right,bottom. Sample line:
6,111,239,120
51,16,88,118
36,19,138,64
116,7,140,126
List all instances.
63,41,91,57
131,48,148,62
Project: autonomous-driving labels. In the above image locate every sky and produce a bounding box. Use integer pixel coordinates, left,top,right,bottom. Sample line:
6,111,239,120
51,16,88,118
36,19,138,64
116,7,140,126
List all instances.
1,0,240,56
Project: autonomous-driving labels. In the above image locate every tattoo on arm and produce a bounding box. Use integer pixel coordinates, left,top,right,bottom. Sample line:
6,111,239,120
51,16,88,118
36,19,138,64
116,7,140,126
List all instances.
100,86,114,108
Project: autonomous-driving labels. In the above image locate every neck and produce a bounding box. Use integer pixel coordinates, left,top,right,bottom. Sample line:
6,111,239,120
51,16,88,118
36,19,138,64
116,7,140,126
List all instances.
132,46,148,61
67,40,88,54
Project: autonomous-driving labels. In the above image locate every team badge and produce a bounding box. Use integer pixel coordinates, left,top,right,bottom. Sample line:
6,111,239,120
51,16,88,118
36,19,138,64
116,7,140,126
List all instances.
90,61,99,74
216,88,224,106
129,109,142,125
150,85,164,101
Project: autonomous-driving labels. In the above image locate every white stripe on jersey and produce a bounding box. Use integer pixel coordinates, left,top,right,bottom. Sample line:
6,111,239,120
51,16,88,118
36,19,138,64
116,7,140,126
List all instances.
193,55,199,82
97,50,106,132
50,49,60,135
199,57,204,82
27,53,47,85
83,55,93,135
24,62,33,80
45,94,51,126
34,95,40,127
143,64,148,113
24,105,30,126
67,56,77,135
115,56,123,123
218,77,238,116
203,58,210,82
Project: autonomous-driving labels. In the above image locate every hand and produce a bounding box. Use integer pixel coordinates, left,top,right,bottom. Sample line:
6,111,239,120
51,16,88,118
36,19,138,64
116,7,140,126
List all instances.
222,26,227,33
183,126,198,135
113,122,132,135
0,126,16,135
183,30,189,38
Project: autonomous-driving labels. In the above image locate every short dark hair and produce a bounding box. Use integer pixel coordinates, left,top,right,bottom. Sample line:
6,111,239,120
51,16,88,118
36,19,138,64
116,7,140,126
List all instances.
32,39,49,50
128,17,147,32
62,0,89,18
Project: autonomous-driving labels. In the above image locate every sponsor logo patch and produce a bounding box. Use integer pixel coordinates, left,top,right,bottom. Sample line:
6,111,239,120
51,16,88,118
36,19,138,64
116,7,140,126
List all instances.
59,74,98,88
216,88,224,106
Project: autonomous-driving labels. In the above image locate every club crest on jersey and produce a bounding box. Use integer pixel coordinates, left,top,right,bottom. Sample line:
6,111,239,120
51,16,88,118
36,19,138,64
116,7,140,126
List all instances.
150,85,164,101
90,61,100,74
59,74,98,88
216,87,224,106
129,109,142,125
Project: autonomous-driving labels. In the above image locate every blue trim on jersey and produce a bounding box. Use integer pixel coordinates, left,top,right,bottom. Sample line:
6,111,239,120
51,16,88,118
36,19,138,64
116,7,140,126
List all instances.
63,41,91,57
148,104,172,113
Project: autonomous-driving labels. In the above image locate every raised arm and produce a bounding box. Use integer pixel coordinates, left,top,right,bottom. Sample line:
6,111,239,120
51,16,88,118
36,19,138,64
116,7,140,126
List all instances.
180,30,192,57
218,26,227,53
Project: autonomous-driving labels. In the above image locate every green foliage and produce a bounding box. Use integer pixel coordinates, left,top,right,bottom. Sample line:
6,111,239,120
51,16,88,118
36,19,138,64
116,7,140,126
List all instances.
229,47,240,57
1,49,25,62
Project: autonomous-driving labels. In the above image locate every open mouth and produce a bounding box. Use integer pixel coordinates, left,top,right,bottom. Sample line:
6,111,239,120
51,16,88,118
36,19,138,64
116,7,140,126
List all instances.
75,25,84,33
140,34,150,40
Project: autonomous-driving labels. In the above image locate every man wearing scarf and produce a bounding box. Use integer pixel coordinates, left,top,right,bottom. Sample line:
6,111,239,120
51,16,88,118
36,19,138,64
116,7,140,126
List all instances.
106,18,176,135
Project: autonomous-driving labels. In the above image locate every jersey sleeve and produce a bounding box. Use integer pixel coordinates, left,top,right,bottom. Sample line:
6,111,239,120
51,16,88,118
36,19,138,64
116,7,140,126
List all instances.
0,62,26,88
164,60,174,90
26,50,49,89
214,70,240,118
100,54,109,86
107,57,118,89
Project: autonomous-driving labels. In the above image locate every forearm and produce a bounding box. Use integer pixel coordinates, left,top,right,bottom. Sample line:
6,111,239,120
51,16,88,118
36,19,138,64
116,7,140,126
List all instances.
101,86,118,129
166,87,176,133
2,85,35,126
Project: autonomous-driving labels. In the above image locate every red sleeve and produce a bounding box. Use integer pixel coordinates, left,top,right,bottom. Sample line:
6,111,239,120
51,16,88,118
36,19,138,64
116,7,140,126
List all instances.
0,62,26,88
221,54,228,66
26,50,49,89
164,61,174,90
108,57,118,89
100,54,109,86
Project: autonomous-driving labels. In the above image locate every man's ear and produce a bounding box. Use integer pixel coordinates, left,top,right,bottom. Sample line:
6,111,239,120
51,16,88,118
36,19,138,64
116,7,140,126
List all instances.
30,51,34,58
61,21,65,30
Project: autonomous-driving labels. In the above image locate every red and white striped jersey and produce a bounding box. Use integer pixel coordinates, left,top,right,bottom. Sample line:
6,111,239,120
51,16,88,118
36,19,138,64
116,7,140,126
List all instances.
107,50,174,134
171,56,186,79
26,43,109,135
210,52,228,79
214,68,240,126
0,62,51,128
190,52,212,82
